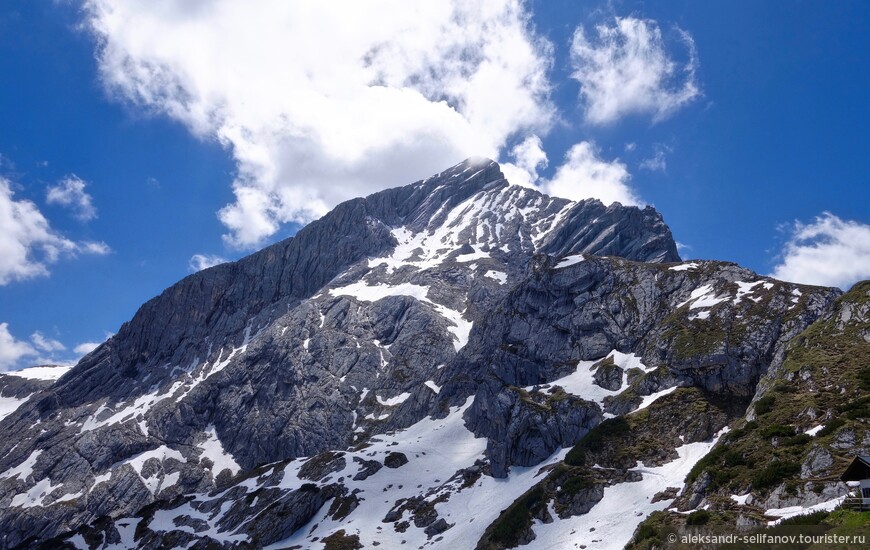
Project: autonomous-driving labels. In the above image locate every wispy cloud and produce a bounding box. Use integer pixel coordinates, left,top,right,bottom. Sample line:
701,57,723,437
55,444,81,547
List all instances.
73,332,113,358
0,322,114,371
189,254,228,272
771,212,870,289
31,331,66,353
676,242,692,256
0,176,110,285
46,175,97,221
84,0,555,249
570,17,700,125
639,144,671,172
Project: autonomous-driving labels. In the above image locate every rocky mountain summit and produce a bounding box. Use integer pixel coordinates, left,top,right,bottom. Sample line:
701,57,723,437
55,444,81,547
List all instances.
0,158,864,549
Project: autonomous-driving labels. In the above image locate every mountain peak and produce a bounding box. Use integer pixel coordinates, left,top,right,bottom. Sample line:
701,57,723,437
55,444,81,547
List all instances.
0,158,693,547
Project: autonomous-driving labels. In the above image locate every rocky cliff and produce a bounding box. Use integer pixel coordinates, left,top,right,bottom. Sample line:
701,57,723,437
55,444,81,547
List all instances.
0,158,862,550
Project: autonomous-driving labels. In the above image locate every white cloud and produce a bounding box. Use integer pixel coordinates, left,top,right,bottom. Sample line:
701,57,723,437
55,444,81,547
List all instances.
46,175,97,221
31,332,66,353
83,0,555,248
771,213,870,289
0,323,36,371
189,253,228,272
639,144,671,172
73,342,100,355
570,17,700,125
541,141,640,206
0,176,110,285
73,331,114,358
501,134,548,188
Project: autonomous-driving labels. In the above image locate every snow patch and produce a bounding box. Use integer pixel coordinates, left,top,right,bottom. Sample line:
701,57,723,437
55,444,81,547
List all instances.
525,430,728,550
10,477,63,508
7,365,71,381
484,270,508,284
677,285,728,310
330,281,431,303
555,254,585,269
432,304,473,351
0,450,42,481
734,280,765,303
526,351,653,411
765,496,846,525
805,424,825,436
636,386,679,411
122,446,186,495
610,351,653,373
92,471,112,487
731,493,751,505
455,246,490,263
0,394,29,423
80,381,184,434
198,425,241,478
376,392,411,407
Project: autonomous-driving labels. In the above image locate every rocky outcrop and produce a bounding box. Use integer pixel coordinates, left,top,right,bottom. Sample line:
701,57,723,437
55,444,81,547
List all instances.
627,281,869,548
446,255,838,476
464,381,602,477
0,370,57,399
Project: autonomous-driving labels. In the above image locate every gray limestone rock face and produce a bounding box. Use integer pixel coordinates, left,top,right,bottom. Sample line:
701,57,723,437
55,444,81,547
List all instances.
442,255,837,477
0,157,844,548
592,359,623,391
352,457,382,481
801,446,835,478
240,483,344,547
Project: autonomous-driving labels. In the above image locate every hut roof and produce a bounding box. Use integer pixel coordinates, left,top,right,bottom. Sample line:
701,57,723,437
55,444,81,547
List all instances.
840,456,870,481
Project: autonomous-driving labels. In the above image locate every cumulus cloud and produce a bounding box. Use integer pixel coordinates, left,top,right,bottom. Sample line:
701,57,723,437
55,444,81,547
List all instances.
0,323,36,371
542,141,639,206
771,213,870,289
570,16,700,125
501,136,640,207
189,253,228,272
46,175,97,221
83,0,555,248
639,144,671,172
0,176,110,285
501,134,548,188
31,332,66,353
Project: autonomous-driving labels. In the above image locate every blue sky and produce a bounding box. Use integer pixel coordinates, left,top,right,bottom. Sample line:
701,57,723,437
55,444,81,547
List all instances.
0,1,868,370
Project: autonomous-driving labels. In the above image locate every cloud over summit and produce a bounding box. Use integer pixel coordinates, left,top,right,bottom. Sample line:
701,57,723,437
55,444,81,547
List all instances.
84,0,555,248
83,3,704,248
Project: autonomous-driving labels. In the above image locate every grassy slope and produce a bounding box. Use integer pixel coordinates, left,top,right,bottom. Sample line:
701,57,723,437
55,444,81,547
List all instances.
630,281,870,548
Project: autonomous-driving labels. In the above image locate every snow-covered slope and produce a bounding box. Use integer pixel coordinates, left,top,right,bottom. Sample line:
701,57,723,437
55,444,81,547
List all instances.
0,365,70,422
